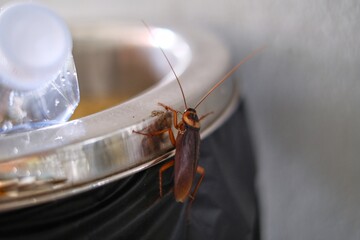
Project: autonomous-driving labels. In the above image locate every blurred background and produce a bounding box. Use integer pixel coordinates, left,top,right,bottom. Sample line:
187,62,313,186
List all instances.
2,0,359,239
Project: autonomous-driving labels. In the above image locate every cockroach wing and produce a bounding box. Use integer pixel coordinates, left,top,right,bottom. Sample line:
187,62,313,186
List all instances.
173,127,200,202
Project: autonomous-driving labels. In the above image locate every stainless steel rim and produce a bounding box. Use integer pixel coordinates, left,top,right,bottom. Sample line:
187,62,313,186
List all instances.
0,22,239,212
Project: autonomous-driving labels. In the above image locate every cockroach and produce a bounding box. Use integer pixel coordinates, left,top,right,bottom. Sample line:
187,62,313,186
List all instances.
134,22,264,203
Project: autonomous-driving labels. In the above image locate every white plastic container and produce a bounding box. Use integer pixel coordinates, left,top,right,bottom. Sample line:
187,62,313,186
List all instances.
0,2,79,134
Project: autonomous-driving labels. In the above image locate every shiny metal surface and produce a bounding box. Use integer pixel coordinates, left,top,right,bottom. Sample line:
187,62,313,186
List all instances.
0,22,239,211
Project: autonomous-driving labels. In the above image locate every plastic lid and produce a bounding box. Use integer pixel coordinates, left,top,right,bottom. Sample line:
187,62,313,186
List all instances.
0,2,72,90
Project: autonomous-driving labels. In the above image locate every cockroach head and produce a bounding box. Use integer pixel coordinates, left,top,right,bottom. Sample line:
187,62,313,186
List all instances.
183,108,200,129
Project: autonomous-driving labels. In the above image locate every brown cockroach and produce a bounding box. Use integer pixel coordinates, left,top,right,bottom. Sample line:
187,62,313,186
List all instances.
134,22,264,203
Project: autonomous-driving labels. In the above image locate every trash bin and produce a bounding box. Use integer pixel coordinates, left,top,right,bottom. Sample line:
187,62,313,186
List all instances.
0,23,260,240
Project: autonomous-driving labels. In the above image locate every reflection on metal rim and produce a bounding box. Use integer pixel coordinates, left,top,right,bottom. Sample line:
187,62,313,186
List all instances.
0,22,239,212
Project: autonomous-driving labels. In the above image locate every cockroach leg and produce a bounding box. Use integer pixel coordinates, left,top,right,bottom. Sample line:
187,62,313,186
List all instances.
159,159,175,198
158,102,182,129
189,165,205,201
133,128,176,146
158,102,180,113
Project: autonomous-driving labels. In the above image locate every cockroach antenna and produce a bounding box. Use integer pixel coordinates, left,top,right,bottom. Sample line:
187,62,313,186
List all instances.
142,20,188,109
194,45,266,109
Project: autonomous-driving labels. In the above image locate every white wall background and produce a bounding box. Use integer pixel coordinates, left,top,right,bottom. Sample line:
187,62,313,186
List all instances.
2,0,360,239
